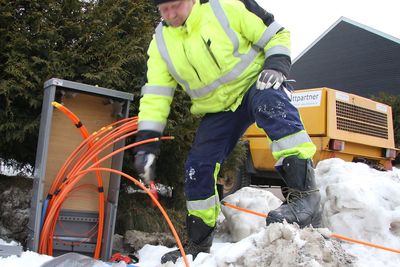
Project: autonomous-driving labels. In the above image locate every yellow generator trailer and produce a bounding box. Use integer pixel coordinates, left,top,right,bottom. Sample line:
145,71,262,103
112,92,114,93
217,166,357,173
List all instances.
220,88,398,195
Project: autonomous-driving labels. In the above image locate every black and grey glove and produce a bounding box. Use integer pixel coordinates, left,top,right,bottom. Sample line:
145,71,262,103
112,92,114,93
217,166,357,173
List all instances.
133,130,161,185
256,69,285,90
134,151,156,185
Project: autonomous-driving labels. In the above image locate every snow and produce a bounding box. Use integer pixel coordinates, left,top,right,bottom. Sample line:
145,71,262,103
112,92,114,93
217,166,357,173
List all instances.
0,160,33,178
316,159,400,267
1,159,400,266
0,251,52,267
0,239,18,246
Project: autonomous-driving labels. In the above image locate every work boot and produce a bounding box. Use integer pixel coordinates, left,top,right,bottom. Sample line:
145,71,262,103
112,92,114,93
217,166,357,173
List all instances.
161,215,214,264
266,156,322,228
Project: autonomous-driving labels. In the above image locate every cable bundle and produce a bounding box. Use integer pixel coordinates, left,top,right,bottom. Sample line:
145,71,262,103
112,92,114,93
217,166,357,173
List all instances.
38,102,189,267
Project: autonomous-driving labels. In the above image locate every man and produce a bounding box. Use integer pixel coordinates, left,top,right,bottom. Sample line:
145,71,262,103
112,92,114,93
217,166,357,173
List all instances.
134,0,321,263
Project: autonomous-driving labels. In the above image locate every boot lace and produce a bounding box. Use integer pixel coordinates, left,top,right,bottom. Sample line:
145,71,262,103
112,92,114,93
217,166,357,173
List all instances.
282,187,319,204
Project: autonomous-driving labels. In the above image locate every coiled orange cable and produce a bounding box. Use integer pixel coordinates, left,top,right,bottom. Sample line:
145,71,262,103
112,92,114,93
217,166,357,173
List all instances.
42,117,138,255
39,105,189,265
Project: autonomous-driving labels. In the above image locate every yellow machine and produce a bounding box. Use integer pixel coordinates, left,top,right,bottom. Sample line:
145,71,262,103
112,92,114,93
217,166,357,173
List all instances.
220,88,398,195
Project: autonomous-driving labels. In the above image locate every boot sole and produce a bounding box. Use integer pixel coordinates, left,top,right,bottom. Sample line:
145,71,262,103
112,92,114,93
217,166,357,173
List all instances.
266,210,322,228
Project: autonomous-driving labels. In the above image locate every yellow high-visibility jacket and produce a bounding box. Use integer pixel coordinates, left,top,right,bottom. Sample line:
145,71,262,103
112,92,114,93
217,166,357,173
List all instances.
139,0,291,133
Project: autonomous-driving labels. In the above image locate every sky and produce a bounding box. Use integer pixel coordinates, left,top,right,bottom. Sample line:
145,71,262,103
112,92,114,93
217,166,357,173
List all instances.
1,159,400,266
258,0,400,58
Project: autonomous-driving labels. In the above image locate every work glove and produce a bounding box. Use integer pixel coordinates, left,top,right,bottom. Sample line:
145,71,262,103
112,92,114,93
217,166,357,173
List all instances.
256,69,285,90
133,130,161,155
134,151,156,185
133,130,161,185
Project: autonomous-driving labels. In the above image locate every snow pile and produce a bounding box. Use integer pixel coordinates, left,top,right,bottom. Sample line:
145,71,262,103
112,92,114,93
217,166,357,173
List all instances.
0,239,19,246
201,222,354,267
316,158,400,266
0,251,52,267
1,159,400,266
219,187,282,242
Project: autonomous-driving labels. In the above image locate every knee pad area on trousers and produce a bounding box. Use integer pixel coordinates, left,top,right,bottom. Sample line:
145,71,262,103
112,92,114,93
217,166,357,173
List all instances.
184,160,217,201
252,88,304,141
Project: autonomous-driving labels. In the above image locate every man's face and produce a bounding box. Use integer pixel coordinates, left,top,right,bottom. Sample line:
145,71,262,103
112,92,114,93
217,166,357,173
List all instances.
158,0,196,27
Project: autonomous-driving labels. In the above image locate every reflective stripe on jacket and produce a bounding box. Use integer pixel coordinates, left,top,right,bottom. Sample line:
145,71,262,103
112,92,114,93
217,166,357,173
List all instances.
139,0,291,133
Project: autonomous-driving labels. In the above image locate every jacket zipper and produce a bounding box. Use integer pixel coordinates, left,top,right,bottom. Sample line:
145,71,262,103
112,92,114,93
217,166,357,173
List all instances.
202,37,221,70
182,43,202,82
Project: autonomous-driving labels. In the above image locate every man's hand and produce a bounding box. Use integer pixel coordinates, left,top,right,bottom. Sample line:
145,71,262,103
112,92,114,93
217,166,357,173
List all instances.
134,151,156,185
256,69,285,90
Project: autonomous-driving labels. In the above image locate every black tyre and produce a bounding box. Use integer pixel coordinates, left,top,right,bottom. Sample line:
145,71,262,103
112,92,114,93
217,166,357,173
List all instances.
217,165,251,198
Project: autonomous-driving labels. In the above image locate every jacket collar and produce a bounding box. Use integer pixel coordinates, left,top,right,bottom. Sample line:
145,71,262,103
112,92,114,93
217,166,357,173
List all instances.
184,0,201,33
163,0,201,34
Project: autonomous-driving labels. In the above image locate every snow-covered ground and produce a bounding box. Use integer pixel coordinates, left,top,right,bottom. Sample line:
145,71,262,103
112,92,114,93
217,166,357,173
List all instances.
0,161,33,178
1,158,400,267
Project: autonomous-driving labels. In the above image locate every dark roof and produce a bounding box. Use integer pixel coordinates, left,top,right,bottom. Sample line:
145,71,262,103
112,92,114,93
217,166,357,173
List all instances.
290,17,400,96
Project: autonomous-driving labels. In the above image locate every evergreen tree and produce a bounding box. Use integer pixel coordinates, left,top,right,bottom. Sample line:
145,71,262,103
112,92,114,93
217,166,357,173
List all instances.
0,0,93,167
77,0,158,93
0,0,160,169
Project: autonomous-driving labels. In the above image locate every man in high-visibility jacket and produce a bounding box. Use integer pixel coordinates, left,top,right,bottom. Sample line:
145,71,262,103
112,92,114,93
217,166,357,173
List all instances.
134,0,321,263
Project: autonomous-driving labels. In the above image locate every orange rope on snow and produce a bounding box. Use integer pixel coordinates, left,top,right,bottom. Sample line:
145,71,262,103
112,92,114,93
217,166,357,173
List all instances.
221,201,400,254
330,233,400,254
221,201,267,218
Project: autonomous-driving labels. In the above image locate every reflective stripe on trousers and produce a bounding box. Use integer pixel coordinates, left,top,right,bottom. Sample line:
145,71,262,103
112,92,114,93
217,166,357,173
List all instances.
184,83,313,226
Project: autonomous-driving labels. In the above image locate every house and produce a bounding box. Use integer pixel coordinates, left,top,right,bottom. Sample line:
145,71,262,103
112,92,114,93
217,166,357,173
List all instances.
290,17,400,97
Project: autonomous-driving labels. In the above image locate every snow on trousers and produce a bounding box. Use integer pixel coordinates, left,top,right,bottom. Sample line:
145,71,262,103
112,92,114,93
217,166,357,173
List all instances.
185,83,315,227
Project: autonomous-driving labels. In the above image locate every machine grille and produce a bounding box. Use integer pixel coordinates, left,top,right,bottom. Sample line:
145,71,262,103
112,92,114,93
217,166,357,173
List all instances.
336,101,388,139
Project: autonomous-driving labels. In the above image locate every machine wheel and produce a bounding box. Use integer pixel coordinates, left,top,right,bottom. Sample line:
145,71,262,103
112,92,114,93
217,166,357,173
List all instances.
353,157,386,171
217,165,251,198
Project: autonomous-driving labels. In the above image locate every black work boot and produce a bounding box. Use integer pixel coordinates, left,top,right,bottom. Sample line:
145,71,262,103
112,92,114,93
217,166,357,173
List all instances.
266,156,322,228
161,215,214,264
